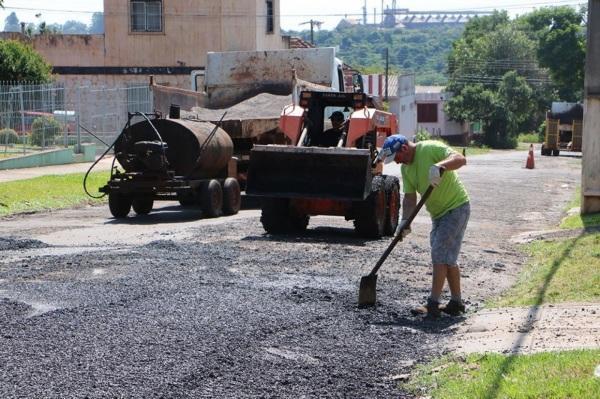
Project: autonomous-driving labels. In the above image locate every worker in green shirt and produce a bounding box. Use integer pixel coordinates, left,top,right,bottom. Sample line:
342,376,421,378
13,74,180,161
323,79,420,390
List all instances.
378,134,470,318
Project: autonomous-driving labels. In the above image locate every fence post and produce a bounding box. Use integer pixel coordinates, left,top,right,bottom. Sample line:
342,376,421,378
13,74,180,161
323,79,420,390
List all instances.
18,87,26,155
63,88,68,148
76,86,82,153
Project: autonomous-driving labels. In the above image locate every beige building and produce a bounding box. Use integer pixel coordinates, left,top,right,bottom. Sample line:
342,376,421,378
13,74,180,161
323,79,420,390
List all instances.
2,0,288,89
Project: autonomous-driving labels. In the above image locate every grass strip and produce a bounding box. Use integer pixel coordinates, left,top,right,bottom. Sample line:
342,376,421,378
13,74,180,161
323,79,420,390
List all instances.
488,232,600,307
451,146,491,156
560,186,600,229
402,351,600,399
0,171,109,216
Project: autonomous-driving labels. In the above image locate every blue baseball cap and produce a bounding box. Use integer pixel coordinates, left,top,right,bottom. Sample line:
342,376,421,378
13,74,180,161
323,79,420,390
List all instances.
378,134,408,164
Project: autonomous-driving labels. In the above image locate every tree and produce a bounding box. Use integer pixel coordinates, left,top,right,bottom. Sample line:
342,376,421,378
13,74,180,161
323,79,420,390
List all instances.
0,40,52,82
62,20,88,34
89,12,104,34
3,11,20,32
518,6,586,101
446,20,541,148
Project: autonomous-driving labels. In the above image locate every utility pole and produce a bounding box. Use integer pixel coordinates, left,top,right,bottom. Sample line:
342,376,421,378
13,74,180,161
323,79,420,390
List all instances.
385,48,389,101
299,20,323,45
582,0,600,213
363,0,368,25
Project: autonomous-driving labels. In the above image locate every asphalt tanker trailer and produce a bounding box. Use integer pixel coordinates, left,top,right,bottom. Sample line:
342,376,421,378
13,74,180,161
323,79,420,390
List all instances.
99,111,241,219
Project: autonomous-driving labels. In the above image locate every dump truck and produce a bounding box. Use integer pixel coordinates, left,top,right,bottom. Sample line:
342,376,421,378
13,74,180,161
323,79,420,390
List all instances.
541,102,583,156
245,90,400,238
99,109,240,219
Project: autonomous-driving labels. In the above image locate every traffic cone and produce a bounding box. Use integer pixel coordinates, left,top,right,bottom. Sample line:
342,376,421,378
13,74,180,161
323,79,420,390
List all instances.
526,144,535,169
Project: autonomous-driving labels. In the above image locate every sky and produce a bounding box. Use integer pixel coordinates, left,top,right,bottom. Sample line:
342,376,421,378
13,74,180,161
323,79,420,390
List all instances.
0,0,586,31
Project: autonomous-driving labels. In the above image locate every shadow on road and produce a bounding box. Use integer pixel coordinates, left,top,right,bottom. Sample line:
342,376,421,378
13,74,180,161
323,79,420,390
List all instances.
104,206,206,225
371,315,466,334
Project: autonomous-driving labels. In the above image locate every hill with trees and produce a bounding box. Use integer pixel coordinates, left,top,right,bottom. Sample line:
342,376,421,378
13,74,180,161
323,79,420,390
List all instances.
286,24,464,85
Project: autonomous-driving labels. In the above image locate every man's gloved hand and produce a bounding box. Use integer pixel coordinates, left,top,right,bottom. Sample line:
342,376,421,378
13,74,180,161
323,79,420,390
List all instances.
428,165,444,187
395,219,411,239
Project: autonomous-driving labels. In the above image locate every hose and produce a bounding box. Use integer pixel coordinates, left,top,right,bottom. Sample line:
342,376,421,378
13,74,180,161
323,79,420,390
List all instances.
82,112,163,199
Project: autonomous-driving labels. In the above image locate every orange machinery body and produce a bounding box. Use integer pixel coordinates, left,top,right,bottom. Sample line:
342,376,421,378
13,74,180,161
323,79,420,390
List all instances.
273,94,397,217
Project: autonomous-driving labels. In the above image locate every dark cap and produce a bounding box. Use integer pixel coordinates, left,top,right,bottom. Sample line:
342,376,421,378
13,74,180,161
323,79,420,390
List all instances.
329,111,344,121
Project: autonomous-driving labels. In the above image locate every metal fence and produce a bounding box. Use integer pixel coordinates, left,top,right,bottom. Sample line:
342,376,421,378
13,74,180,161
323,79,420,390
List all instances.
0,82,152,157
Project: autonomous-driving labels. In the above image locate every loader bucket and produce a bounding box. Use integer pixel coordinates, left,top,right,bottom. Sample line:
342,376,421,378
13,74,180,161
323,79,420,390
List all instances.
246,145,373,201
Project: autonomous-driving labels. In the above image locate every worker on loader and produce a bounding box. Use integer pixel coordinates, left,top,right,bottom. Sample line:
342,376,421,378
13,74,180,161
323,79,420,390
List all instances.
378,134,470,318
314,111,346,147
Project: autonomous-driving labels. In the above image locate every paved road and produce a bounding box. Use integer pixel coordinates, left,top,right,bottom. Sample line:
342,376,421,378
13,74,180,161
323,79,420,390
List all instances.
0,149,581,398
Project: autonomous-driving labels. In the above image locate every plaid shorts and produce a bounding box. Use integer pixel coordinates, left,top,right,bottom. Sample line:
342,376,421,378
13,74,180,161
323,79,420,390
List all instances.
430,202,470,266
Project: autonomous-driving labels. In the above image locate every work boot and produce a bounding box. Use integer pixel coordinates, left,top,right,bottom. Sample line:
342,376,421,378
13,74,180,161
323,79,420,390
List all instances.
410,298,441,318
439,299,466,316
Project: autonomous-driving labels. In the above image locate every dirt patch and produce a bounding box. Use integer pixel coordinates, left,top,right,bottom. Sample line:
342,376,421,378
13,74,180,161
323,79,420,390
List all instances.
447,303,600,354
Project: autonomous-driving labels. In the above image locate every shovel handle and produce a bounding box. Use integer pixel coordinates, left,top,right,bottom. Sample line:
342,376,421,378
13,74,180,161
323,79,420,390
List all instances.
368,183,436,277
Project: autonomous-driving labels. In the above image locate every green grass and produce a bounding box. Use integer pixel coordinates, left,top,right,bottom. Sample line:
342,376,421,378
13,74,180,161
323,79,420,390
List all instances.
451,146,491,156
488,233,600,307
560,187,600,229
403,351,600,399
0,171,109,216
518,132,542,144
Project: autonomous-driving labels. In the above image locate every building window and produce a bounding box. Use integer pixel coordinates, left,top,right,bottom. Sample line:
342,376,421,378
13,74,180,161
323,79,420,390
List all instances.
417,103,438,123
131,1,162,32
266,1,274,34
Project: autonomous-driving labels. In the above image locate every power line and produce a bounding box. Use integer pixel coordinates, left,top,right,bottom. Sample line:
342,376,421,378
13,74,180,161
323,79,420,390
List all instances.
0,0,586,18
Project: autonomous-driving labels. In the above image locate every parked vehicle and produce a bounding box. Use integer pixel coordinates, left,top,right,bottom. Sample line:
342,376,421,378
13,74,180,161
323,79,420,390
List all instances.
541,102,583,156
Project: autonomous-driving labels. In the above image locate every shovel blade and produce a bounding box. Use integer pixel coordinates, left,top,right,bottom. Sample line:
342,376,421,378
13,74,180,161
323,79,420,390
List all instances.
358,274,377,307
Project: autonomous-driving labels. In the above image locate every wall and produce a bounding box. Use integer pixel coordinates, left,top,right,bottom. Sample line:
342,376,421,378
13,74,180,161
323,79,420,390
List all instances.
415,88,465,141
2,0,287,90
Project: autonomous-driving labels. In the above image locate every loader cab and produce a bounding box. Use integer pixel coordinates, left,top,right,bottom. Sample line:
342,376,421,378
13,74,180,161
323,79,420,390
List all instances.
298,91,368,148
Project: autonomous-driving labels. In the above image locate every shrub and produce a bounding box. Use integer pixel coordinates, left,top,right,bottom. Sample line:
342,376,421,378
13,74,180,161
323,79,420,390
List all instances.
518,132,542,143
0,128,19,145
30,116,62,147
414,129,431,142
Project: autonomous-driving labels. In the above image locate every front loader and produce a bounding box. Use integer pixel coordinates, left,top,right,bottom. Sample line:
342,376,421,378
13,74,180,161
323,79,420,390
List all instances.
246,91,400,238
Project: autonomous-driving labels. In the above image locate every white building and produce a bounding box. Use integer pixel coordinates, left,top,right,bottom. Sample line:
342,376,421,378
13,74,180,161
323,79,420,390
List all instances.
415,86,469,144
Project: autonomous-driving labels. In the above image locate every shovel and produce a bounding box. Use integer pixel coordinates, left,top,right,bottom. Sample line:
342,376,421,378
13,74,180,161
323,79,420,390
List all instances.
358,183,436,307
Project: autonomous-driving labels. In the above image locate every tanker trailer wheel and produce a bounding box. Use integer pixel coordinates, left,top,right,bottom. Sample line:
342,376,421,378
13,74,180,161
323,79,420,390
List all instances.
132,198,154,215
222,177,241,215
201,179,223,218
108,193,132,219
354,176,387,239
383,176,400,236
260,198,309,234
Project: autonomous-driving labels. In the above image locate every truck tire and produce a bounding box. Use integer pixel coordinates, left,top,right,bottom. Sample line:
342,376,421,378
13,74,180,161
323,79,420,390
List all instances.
222,178,241,215
132,198,153,215
201,179,223,218
384,176,400,236
354,176,387,239
108,193,132,219
177,192,195,207
260,198,309,234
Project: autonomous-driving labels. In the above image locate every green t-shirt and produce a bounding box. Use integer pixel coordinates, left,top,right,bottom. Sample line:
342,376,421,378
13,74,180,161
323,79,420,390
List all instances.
401,140,469,219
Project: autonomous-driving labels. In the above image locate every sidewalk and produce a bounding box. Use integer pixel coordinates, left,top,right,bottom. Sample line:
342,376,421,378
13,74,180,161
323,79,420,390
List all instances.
0,157,114,183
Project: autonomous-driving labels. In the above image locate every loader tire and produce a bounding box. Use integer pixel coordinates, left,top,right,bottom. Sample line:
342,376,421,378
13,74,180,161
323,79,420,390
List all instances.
201,179,223,218
552,149,560,156
222,178,241,216
108,192,132,219
354,176,387,239
132,198,153,215
384,176,400,236
261,198,309,234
